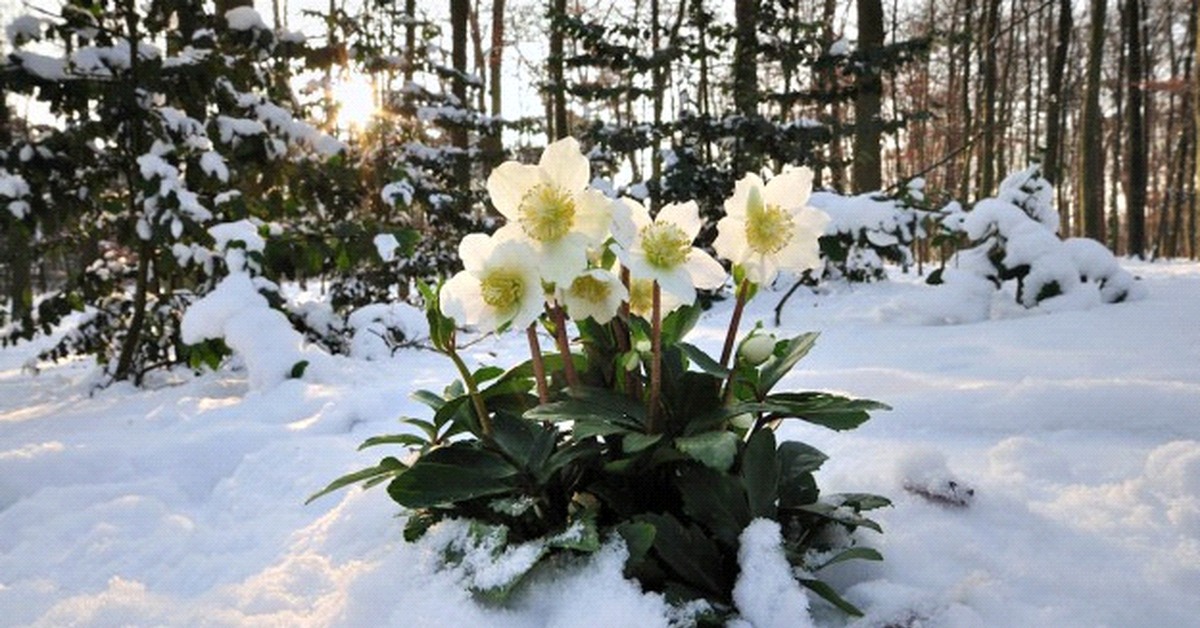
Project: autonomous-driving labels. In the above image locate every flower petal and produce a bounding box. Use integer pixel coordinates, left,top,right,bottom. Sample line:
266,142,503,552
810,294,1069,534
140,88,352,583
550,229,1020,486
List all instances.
656,268,697,305
685,249,728,290
459,232,497,274
724,172,765,218
609,197,638,249
657,201,703,241
440,270,486,327
573,188,615,246
763,167,813,209
713,216,748,265
487,162,540,220
539,137,590,191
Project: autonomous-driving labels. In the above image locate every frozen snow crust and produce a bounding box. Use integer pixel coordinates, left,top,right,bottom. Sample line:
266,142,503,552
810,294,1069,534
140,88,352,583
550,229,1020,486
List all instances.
2,261,1198,625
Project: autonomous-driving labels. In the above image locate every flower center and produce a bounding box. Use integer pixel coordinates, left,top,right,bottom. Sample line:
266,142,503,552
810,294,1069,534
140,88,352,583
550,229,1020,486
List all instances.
569,274,610,303
640,222,691,269
480,269,525,311
628,278,653,316
745,202,795,255
518,184,576,242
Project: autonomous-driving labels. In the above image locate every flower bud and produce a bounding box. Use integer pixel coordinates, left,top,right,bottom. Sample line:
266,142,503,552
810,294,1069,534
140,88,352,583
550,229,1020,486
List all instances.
739,332,776,366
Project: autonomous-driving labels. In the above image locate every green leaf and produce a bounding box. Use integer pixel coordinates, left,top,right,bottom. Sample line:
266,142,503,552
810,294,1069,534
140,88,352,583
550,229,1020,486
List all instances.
778,441,827,507
623,433,662,454
677,465,752,547
830,492,893,512
387,445,518,508
289,360,309,379
305,456,406,504
789,501,884,534
675,431,739,472
358,433,427,449
758,332,819,394
661,304,701,344
800,578,864,616
491,411,557,472
761,392,891,431
525,386,646,431
637,512,729,600
411,389,446,411
677,342,730,378
616,521,656,564
814,547,883,571
741,429,779,518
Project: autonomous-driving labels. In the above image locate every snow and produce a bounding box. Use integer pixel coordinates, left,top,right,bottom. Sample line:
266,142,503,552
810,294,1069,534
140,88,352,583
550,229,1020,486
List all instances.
225,7,268,31
372,233,401,262
2,260,1200,625
5,15,42,44
732,520,815,628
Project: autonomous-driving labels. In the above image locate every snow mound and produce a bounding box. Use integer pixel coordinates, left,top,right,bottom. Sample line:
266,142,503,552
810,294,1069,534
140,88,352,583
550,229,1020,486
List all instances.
732,519,815,628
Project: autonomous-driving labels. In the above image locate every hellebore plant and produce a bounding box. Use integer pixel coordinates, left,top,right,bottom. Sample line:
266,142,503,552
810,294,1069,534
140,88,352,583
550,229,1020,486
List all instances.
311,139,890,620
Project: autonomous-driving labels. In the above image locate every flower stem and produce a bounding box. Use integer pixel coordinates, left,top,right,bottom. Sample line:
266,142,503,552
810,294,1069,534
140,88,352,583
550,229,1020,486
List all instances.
445,331,492,438
526,323,549,404
549,303,580,389
719,278,751,370
615,266,640,399
648,281,662,433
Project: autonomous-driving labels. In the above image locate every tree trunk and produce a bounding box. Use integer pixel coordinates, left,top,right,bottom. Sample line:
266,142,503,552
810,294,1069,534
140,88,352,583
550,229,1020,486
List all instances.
1193,0,1200,258
1124,0,1148,257
733,0,759,174
1080,0,1107,242
979,0,1000,194
548,0,568,140
405,0,416,83
853,0,884,193
450,0,471,211
1043,0,1072,233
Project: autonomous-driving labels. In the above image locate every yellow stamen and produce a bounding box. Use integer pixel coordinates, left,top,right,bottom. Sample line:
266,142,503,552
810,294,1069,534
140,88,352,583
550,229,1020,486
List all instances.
640,222,691,269
518,184,576,242
744,187,795,255
569,274,611,303
480,269,524,311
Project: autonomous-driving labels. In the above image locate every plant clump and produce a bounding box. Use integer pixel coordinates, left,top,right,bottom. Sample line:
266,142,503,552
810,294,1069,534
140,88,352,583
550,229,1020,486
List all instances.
311,138,891,622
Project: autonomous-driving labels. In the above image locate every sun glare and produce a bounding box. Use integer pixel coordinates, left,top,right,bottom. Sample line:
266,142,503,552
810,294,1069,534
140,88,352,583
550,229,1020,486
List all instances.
331,74,378,131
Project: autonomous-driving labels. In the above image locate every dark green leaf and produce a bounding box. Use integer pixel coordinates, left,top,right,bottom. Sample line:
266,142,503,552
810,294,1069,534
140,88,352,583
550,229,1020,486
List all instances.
814,547,883,571
616,521,656,564
411,389,446,411
678,342,730,378
623,433,662,453
637,512,729,599
831,493,893,512
800,578,864,616
761,392,891,431
387,445,518,508
675,431,739,472
305,456,406,504
677,465,752,547
758,332,819,394
778,441,827,507
289,360,309,379
741,429,779,518
358,433,427,450
525,386,646,431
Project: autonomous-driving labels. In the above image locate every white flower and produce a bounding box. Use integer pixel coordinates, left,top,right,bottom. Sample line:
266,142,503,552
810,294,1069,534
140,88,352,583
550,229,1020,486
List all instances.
713,167,830,286
616,199,726,305
559,268,628,324
441,233,544,333
487,137,614,286
627,275,683,318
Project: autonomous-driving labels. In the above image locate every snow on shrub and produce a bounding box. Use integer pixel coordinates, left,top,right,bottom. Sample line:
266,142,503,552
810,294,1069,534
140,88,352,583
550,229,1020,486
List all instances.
346,302,427,360
810,191,921,283
942,167,1144,310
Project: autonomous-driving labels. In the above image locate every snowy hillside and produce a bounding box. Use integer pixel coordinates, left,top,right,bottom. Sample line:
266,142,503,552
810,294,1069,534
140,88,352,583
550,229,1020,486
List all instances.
1,260,1198,626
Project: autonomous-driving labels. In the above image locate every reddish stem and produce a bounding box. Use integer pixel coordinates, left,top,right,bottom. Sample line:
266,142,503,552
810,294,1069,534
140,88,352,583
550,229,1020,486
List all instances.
526,323,549,403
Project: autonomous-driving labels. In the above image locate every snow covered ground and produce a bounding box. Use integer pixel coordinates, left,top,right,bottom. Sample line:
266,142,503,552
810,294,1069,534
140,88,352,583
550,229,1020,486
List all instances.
1,260,1198,627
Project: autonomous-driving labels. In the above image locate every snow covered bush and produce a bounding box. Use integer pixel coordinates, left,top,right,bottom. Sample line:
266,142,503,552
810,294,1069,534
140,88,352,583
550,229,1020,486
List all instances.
809,190,922,283
940,167,1143,309
313,139,890,622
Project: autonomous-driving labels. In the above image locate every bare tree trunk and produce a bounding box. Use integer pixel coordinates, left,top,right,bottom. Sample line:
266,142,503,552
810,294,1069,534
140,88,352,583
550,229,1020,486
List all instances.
450,0,471,207
1080,0,1107,242
853,0,884,193
1193,0,1200,258
1124,0,1148,257
979,0,1001,195
549,0,568,140
824,0,843,190
1044,0,1072,233
405,0,416,83
733,0,760,174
